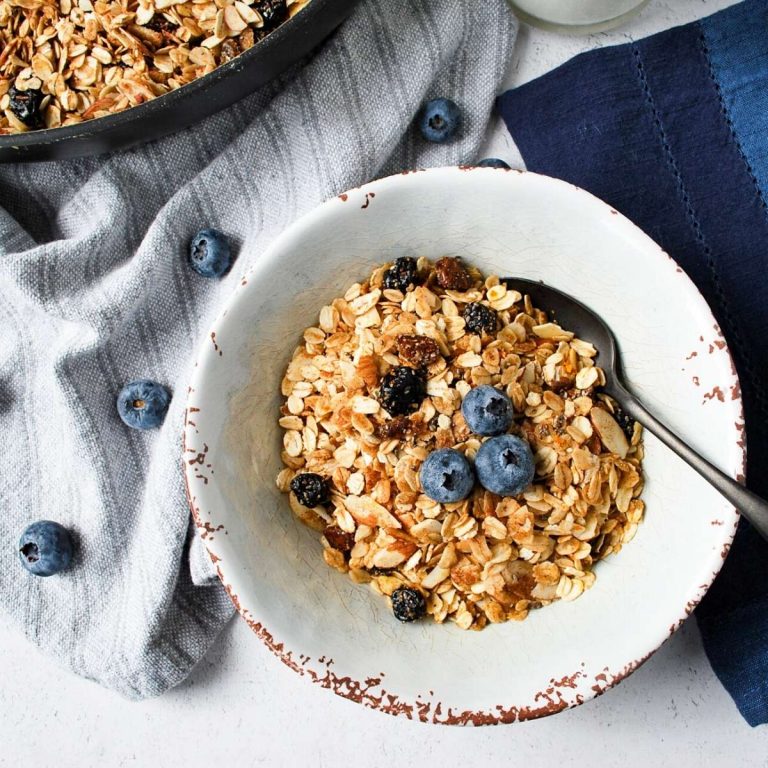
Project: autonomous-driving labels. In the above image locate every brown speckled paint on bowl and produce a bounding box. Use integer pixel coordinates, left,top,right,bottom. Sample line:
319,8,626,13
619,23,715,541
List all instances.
182,168,747,725
183,394,742,725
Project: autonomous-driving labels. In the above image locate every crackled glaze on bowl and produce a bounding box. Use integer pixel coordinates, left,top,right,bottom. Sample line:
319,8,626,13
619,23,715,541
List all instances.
183,167,743,724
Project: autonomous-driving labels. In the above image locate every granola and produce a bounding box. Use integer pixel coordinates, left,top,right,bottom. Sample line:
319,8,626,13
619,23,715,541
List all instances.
276,257,645,630
0,0,309,133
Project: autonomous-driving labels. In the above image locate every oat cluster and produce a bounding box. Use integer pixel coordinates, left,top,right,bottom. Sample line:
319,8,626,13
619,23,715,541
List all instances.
276,257,645,630
0,0,309,133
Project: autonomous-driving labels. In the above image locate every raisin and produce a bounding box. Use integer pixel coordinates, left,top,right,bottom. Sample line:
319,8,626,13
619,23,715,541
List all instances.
376,415,428,440
290,473,329,508
462,302,498,336
397,334,440,366
8,86,43,128
377,366,427,416
254,0,288,30
220,39,240,63
391,587,426,622
323,525,355,553
434,256,472,291
382,257,419,292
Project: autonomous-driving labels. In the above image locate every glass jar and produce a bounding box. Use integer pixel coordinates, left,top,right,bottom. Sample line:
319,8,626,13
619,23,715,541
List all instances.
507,0,650,33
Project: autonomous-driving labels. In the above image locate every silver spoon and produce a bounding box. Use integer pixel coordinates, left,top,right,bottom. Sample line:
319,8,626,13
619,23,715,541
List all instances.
504,278,767,540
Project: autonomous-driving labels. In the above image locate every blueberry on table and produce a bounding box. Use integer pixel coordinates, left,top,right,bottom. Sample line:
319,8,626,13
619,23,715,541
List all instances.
419,448,475,503
462,302,498,336
418,98,461,143
391,586,426,622
377,366,427,416
189,228,232,278
475,435,535,497
290,473,329,508
461,385,514,436
477,158,510,169
8,85,43,128
382,257,419,293
19,521,74,577
117,380,171,430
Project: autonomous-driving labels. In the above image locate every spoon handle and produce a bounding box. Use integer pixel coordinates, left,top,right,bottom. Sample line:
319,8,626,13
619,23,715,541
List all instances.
611,383,768,541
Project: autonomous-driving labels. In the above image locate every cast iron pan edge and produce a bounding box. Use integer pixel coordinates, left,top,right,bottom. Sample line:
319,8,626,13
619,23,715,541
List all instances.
0,0,359,162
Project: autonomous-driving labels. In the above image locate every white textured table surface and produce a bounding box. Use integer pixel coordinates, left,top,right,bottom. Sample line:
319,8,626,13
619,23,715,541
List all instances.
3,1,767,765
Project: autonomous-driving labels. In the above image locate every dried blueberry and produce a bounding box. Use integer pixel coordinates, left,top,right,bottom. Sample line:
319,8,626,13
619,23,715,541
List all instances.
255,0,287,30
377,366,426,416
382,257,419,292
463,302,498,336
610,403,636,439
145,13,173,33
290,473,329,508
8,86,43,128
391,586,426,622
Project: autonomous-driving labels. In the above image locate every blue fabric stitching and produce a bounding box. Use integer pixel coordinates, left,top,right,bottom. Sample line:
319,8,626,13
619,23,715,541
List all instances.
631,44,765,423
698,30,768,216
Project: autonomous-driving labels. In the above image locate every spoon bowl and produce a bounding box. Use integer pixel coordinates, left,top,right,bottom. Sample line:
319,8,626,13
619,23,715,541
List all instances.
504,277,766,539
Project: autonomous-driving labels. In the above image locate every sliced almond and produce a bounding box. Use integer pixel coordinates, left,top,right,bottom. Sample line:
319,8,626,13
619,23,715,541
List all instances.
532,323,574,341
345,495,402,529
590,407,629,459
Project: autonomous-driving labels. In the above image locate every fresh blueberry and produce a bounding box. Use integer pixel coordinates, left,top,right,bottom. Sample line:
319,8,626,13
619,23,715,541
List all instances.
19,521,74,577
461,385,514,436
418,98,461,143
391,586,426,622
117,379,171,430
475,435,535,497
477,157,510,169
189,228,232,278
419,448,474,503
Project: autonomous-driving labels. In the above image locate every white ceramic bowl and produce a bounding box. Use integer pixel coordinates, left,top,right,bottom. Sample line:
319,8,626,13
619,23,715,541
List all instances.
184,167,743,724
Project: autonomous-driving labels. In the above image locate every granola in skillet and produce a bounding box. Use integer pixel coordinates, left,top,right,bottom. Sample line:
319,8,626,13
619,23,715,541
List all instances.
0,0,309,133
276,257,645,630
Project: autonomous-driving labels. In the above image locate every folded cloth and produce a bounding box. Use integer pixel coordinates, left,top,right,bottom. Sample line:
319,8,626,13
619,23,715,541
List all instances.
0,0,517,699
497,0,768,726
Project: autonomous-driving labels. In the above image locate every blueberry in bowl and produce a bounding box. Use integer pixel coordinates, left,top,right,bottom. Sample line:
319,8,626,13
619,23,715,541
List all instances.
475,434,535,497
461,385,514,436
419,448,475,503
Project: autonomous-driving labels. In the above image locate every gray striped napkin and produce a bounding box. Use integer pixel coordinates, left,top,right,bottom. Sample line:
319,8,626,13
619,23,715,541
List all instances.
0,0,517,699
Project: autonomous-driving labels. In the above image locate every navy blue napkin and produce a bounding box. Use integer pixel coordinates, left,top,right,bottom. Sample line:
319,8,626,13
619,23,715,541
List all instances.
497,0,768,726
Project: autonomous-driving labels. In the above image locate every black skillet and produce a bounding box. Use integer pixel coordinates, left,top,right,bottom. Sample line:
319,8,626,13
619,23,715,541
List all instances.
0,0,359,162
